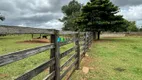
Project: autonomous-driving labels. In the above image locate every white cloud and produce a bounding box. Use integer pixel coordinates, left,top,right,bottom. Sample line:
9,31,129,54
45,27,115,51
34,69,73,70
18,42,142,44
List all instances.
117,4,142,26
111,0,142,6
0,0,63,29
1,0,142,29
39,19,63,30
0,0,89,30
136,20,142,27
78,0,89,4
118,4,142,21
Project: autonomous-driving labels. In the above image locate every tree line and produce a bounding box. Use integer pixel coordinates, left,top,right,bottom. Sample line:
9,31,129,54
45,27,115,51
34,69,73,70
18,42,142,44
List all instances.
60,0,141,39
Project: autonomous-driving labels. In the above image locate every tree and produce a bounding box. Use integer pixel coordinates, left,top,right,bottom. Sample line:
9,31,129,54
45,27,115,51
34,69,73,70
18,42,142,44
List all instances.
139,26,142,32
0,16,5,21
76,0,124,40
140,28,142,32
60,0,82,31
110,19,138,32
0,13,5,21
126,21,138,32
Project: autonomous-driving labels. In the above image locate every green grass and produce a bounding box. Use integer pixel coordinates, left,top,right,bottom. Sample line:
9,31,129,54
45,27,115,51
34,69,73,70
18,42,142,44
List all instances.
0,34,76,80
0,34,45,55
71,36,142,80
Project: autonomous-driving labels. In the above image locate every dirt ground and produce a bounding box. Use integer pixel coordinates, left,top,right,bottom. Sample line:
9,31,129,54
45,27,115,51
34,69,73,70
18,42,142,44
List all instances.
17,39,50,43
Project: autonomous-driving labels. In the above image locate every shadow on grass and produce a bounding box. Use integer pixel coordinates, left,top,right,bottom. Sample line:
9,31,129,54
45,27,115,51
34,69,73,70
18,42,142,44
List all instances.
114,67,126,72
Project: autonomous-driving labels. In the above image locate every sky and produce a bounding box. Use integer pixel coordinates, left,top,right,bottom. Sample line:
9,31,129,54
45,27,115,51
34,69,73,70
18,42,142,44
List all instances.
0,0,142,30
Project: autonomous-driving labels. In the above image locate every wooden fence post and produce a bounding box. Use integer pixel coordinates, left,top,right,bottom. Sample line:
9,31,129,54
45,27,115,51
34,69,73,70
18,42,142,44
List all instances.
91,32,93,45
40,34,42,38
87,32,90,49
50,30,60,80
75,32,80,70
89,32,91,46
32,34,34,38
83,32,86,56
86,32,89,51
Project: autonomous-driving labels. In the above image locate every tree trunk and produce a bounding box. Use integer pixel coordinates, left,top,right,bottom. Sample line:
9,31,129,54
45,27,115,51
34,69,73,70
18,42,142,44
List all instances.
97,31,101,40
40,34,42,38
32,34,33,39
93,32,97,40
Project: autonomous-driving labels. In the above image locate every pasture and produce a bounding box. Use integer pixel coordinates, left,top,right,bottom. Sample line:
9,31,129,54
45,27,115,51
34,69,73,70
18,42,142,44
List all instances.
1,34,142,80
71,36,142,80
0,34,76,80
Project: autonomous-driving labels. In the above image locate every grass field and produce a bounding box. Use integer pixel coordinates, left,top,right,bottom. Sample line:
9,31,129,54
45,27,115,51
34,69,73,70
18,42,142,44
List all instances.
0,34,75,80
1,35,142,80
71,36,142,80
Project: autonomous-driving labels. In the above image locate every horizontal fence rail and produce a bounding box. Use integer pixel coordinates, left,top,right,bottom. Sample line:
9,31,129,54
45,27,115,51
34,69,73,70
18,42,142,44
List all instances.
16,58,55,80
59,38,75,47
60,53,77,71
0,44,54,66
60,46,76,59
0,26,93,80
0,25,55,34
60,59,78,79
59,31,78,35
43,71,55,80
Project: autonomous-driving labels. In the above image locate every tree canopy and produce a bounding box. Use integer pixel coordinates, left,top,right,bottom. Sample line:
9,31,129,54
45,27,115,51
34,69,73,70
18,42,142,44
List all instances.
60,0,138,39
0,13,5,21
0,15,5,21
76,0,124,32
126,21,138,32
60,0,81,31
109,19,138,32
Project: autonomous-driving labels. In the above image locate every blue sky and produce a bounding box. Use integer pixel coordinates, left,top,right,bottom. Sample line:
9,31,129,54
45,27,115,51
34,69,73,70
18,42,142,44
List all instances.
0,0,142,29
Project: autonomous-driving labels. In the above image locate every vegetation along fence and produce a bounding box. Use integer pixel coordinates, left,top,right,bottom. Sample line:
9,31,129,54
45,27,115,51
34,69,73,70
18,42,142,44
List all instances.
0,25,93,80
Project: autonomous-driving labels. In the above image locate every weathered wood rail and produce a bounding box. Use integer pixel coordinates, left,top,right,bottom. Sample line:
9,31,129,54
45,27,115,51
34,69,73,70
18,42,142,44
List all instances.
0,25,93,80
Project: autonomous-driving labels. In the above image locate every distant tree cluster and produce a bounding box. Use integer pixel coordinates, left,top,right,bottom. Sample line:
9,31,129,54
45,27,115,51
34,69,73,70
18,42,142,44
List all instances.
111,20,138,32
60,0,139,39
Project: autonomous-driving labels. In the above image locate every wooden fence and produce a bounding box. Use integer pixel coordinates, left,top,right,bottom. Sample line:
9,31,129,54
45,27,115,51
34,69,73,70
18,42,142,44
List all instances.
0,25,93,80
